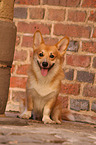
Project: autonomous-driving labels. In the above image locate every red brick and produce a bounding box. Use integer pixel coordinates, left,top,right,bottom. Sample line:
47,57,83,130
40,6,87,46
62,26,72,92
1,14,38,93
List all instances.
88,11,96,22
68,10,86,22
58,96,68,108
93,27,96,38
43,0,81,7
66,0,81,7
17,22,51,35
82,0,96,8
83,84,96,98
54,24,91,38
10,77,27,89
44,37,58,45
16,64,29,75
11,65,15,74
60,83,80,96
92,57,96,68
43,0,60,6
59,0,66,6
21,36,33,47
15,35,21,46
77,71,94,83
14,8,27,19
30,50,33,58
64,69,74,80
29,8,45,19
23,35,55,48
82,41,96,53
15,0,40,5
48,9,65,21
14,50,27,61
66,55,91,68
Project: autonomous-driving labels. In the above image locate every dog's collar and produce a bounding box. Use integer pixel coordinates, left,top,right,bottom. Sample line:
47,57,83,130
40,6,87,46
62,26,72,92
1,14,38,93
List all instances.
37,60,55,71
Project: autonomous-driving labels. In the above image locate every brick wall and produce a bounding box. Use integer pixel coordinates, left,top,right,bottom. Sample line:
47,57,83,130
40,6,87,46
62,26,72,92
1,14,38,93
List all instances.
6,0,96,122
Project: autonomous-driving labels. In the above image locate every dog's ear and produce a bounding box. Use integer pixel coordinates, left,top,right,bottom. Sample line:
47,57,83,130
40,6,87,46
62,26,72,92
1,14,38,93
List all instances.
56,37,69,55
33,30,44,49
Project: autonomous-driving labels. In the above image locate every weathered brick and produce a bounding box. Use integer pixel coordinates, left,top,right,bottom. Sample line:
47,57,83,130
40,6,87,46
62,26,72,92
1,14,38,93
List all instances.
64,69,74,80
21,36,33,47
66,0,81,7
16,64,29,75
10,77,27,89
44,37,58,45
21,36,58,48
15,35,21,46
12,91,26,103
67,40,79,52
43,0,60,6
77,71,95,83
83,84,96,98
43,0,81,7
29,8,45,19
54,24,91,38
68,10,86,22
60,83,80,95
82,0,96,8
14,50,27,61
66,55,91,68
17,22,51,35
93,27,96,38
58,96,68,108
15,0,40,5
70,99,89,111
48,9,65,21
14,8,27,19
11,65,15,74
91,101,96,112
88,11,96,22
59,0,66,6
82,41,96,53
92,57,96,68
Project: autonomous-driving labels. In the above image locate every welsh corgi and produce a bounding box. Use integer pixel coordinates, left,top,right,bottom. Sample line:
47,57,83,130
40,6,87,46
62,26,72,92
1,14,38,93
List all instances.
19,30,74,124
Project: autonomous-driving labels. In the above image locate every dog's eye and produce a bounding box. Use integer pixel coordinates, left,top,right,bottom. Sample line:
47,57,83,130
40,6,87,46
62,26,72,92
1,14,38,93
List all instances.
39,52,44,57
50,54,54,58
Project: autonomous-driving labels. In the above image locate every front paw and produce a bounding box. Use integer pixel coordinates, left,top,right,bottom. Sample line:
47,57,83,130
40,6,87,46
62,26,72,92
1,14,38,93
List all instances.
19,111,31,119
42,116,55,124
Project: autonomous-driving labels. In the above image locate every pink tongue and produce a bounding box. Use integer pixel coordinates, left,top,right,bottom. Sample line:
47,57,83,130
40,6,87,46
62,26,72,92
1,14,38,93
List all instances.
41,68,48,76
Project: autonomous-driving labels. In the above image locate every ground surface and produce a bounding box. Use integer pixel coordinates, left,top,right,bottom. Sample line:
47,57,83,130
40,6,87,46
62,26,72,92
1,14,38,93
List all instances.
0,112,96,145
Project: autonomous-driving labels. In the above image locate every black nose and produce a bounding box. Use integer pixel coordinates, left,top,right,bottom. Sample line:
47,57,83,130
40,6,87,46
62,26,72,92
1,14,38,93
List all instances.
42,62,48,67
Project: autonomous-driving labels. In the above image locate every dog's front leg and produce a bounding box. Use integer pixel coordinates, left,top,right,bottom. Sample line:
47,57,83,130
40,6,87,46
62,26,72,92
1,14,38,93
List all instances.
20,93,33,119
42,97,56,124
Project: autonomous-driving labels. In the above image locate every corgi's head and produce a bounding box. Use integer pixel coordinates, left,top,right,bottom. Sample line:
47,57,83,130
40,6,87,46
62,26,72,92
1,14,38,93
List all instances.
32,30,69,77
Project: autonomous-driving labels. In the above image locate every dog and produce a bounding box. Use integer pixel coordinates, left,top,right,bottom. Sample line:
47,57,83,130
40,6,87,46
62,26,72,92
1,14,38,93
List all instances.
19,30,74,124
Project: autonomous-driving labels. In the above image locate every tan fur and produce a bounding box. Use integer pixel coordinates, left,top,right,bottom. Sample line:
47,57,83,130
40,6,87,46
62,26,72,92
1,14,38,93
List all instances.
19,30,74,124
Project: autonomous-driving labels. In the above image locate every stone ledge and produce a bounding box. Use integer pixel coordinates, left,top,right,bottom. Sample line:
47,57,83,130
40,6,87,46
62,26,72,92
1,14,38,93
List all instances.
0,114,96,145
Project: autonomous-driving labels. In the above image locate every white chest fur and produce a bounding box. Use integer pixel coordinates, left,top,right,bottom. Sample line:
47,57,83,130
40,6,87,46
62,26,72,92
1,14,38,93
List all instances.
27,78,59,118
29,78,57,97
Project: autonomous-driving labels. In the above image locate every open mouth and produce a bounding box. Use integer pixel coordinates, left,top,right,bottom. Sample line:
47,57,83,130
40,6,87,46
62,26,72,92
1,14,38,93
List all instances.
37,60,55,77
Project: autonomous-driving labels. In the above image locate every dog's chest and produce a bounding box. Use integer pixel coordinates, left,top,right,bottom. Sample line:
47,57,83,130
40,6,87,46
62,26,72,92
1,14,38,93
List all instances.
30,88,57,118
29,79,57,97
27,74,59,118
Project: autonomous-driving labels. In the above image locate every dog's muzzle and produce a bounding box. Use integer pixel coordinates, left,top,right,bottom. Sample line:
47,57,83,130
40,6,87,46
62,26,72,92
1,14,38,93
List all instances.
37,60,55,76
